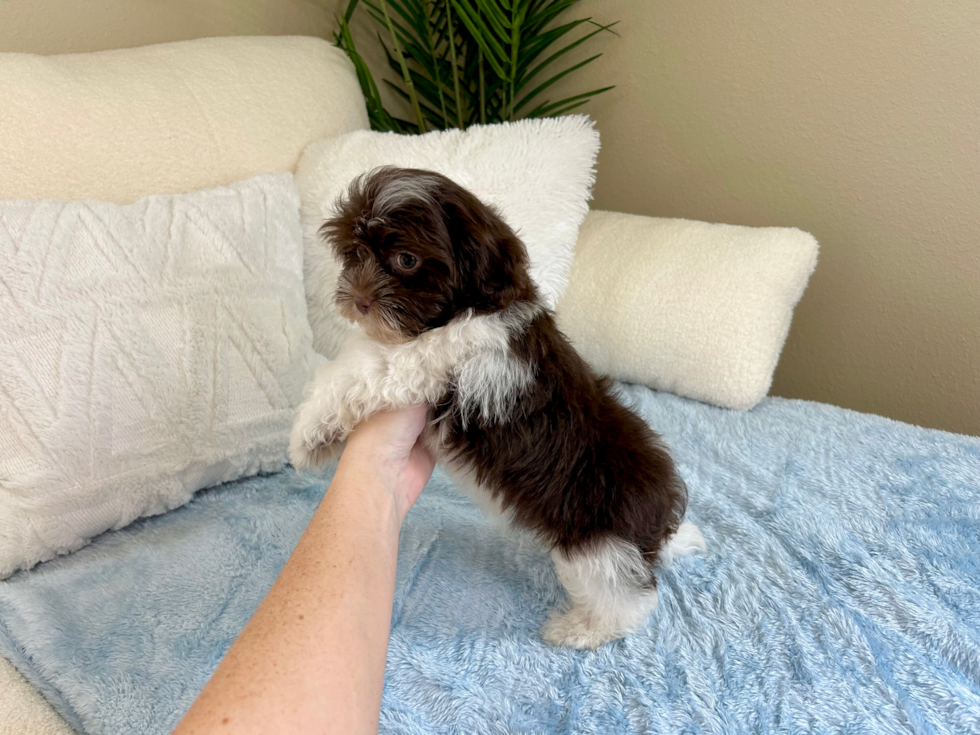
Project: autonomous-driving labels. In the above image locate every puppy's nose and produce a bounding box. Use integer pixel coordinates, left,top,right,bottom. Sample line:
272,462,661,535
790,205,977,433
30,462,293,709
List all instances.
354,295,374,314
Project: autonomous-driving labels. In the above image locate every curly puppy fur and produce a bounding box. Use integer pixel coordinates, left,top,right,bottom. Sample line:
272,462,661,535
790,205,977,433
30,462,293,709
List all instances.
290,167,704,648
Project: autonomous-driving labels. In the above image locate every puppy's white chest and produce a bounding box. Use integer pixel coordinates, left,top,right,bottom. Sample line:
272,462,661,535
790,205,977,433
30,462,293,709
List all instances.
369,306,539,425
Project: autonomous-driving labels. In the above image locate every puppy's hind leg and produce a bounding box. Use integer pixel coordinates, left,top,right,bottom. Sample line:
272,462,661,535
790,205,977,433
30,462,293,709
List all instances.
542,523,706,649
542,539,659,650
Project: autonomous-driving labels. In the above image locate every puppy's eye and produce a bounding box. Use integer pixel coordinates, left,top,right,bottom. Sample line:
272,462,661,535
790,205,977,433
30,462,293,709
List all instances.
396,252,418,270
356,246,370,262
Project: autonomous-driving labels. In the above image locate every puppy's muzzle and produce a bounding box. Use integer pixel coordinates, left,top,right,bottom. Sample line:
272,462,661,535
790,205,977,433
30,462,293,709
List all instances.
354,295,374,314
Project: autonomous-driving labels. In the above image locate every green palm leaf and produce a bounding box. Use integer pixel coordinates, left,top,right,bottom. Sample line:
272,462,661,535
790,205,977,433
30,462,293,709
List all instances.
450,1,510,78
336,0,616,131
516,21,618,90
513,52,602,114
524,85,613,118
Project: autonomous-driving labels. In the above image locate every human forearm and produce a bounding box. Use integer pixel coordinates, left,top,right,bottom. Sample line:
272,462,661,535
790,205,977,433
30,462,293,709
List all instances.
174,406,433,735
174,458,402,734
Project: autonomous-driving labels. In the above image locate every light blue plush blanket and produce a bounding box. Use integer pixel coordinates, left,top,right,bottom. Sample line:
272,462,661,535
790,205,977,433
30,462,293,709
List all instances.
1,385,979,734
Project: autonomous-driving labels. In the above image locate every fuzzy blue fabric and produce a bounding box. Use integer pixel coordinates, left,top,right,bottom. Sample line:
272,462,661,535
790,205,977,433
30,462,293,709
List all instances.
1,386,979,734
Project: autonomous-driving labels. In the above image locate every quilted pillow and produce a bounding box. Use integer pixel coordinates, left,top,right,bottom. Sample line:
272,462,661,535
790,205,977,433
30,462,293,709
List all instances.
0,173,319,577
294,116,599,357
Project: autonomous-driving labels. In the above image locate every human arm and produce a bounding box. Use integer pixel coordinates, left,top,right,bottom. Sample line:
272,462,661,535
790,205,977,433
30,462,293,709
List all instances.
173,405,435,735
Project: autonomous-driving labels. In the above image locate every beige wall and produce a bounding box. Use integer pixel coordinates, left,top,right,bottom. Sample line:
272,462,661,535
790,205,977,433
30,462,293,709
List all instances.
551,0,980,435
2,0,978,435
0,0,333,54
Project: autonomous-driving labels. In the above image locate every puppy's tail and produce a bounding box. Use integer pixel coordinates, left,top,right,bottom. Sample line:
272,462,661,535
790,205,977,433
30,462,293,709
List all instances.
659,521,706,569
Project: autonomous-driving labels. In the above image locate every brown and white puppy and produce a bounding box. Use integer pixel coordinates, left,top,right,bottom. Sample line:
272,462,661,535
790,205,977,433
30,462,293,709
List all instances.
289,166,705,649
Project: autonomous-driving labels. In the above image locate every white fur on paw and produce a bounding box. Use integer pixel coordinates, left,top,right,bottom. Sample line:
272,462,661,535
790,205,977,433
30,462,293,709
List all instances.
542,608,622,650
289,436,345,470
288,407,347,470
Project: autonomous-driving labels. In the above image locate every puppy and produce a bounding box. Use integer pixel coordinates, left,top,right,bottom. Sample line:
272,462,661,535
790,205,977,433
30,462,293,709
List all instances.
290,167,705,649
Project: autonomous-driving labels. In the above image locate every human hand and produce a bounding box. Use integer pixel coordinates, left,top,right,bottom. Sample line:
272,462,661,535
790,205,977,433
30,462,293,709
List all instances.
340,405,436,523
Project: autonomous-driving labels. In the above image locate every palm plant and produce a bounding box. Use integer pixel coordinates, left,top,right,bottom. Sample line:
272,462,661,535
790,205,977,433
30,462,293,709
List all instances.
335,0,617,133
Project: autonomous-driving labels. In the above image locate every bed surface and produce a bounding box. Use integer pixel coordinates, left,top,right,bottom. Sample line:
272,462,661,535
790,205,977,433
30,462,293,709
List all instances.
1,385,978,734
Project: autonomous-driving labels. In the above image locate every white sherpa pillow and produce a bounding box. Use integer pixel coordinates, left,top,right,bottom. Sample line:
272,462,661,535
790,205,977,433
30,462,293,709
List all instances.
556,211,818,410
0,174,319,577
294,116,599,357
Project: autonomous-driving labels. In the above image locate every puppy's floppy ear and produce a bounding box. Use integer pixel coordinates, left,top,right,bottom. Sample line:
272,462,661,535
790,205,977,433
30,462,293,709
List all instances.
319,172,375,260
442,191,534,310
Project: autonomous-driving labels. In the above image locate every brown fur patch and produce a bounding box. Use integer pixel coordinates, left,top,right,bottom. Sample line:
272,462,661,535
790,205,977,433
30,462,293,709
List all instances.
321,166,686,581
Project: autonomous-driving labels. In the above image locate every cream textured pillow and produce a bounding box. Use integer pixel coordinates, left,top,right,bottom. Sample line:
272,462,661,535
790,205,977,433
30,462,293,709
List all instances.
294,116,599,357
556,211,818,410
0,36,368,204
0,174,319,578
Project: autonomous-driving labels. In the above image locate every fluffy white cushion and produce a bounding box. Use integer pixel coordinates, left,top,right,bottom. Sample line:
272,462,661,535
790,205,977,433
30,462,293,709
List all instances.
0,174,319,577
0,36,368,204
556,211,818,410
294,116,599,357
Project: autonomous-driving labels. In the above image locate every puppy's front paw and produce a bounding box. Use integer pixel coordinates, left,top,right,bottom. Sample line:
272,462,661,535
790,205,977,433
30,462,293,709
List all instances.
289,434,345,471
288,405,348,470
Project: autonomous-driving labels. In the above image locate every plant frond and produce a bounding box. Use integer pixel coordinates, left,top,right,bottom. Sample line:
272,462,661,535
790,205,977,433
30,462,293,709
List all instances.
524,85,613,117
517,20,617,85
336,0,616,131
513,53,601,114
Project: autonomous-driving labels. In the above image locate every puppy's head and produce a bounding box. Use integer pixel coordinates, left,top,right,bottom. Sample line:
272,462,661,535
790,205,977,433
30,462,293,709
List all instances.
320,166,535,343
